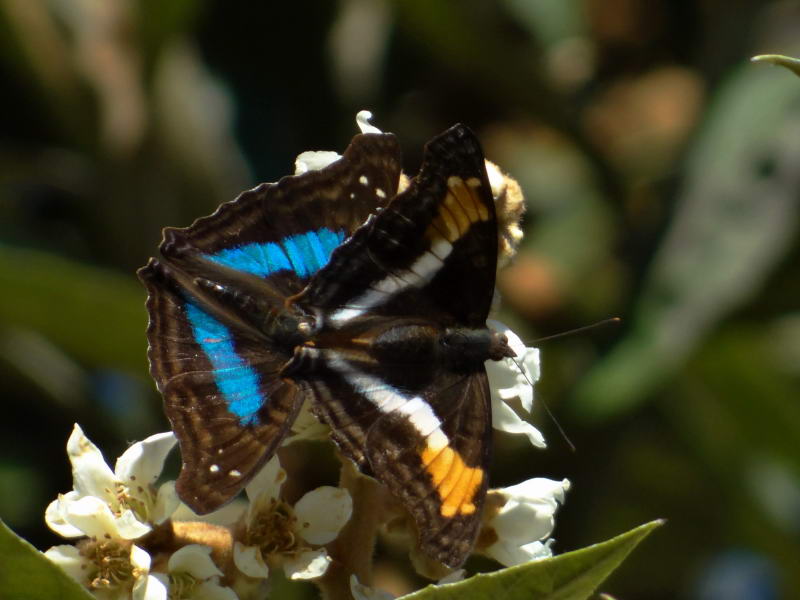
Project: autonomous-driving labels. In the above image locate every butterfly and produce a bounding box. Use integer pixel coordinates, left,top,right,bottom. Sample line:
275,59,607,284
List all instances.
138,121,514,568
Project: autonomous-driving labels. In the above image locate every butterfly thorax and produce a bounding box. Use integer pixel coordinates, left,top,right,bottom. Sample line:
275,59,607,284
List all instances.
282,319,515,383
187,268,315,351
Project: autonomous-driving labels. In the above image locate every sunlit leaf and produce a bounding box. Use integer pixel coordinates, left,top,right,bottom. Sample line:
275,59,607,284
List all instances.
0,519,93,600
751,54,800,78
402,520,663,600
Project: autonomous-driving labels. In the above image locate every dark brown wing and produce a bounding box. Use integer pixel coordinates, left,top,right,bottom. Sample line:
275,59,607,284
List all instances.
297,124,497,328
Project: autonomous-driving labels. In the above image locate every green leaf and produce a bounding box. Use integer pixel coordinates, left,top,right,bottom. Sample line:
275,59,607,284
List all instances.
0,245,146,373
402,520,663,600
752,54,800,78
571,50,800,421
0,519,93,600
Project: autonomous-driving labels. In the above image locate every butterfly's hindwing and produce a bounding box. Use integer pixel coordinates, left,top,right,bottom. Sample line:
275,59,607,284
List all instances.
365,371,491,567
293,327,492,568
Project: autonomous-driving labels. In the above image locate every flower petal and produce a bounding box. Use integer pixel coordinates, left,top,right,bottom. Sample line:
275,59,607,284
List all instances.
131,546,165,600
521,539,554,560
293,486,352,545
491,398,546,448
152,481,180,524
485,321,540,413
437,569,465,585
350,574,396,600
193,580,239,600
44,545,87,583
67,424,116,501
116,508,154,539
114,431,177,486
294,151,342,174
132,574,167,600
172,499,246,527
285,399,330,444
491,500,556,545
487,479,569,548
62,495,125,538
356,110,382,134
284,549,331,580
131,544,152,570
168,544,223,580
233,542,269,579
244,456,285,503
485,538,551,567
45,494,84,538
499,477,571,503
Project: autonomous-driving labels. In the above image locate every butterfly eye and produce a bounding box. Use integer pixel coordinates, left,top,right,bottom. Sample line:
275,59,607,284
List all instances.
488,331,516,361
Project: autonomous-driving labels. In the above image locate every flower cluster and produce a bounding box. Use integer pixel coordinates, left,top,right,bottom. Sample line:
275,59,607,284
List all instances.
45,425,352,599
45,325,566,599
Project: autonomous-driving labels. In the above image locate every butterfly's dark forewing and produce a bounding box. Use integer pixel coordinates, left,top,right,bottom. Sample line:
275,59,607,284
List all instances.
139,132,402,513
298,124,496,328
307,365,491,567
295,125,499,567
366,372,491,567
160,132,401,299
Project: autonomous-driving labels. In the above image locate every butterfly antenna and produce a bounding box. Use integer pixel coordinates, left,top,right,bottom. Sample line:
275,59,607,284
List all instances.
531,317,621,345
510,357,576,453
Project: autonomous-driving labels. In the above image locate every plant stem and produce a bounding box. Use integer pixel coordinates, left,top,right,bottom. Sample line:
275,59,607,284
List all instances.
317,459,393,600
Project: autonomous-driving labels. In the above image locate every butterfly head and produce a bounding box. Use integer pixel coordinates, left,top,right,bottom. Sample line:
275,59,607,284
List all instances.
440,327,516,370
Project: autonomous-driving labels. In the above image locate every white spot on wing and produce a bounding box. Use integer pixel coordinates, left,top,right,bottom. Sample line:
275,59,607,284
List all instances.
229,470,242,478
209,464,220,473
359,175,369,185
376,188,386,199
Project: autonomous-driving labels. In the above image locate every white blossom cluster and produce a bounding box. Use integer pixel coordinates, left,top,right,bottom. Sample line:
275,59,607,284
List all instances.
45,424,352,599
44,325,567,600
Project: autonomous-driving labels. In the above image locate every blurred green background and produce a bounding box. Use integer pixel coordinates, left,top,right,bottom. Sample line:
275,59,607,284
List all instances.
2,1,799,598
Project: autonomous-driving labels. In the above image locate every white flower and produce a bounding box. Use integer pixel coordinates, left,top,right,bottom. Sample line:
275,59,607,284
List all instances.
294,110,384,175
479,477,570,567
485,320,546,448
294,150,342,174
283,398,330,445
355,110,382,134
485,160,526,263
151,545,237,600
233,456,352,581
350,575,396,600
46,541,165,600
46,424,179,541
